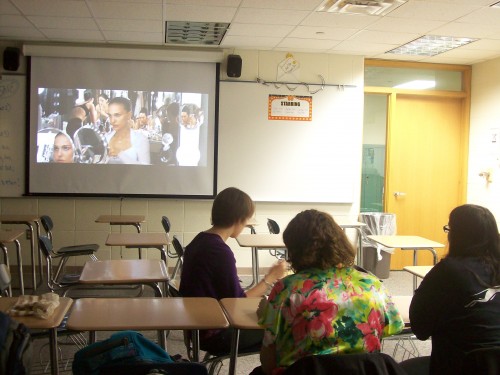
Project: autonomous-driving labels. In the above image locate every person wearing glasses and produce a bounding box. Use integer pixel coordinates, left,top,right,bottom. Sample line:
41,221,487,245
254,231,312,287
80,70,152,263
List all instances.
402,204,500,375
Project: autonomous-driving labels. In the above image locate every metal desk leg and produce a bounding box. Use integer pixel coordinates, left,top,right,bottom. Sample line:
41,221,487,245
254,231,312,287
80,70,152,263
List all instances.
14,240,24,295
49,328,59,375
134,223,142,258
191,329,200,362
228,328,240,375
1,244,12,296
34,220,43,290
356,227,363,267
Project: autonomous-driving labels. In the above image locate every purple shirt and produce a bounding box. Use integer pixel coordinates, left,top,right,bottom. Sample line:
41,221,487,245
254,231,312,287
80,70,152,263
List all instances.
179,232,246,299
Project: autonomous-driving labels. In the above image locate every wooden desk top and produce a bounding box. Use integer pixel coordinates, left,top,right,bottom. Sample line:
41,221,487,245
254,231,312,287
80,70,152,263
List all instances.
67,297,229,331
105,233,170,247
403,265,433,279
0,215,40,223
367,235,444,249
0,297,73,329
0,229,25,243
334,218,366,228
391,295,412,324
236,234,285,248
95,215,146,225
219,297,262,330
79,259,169,284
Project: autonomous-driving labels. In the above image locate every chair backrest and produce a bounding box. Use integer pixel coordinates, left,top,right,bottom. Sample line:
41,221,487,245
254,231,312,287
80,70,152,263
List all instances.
463,347,500,374
267,218,280,234
161,216,171,234
172,236,184,258
283,353,408,375
0,264,11,296
40,215,54,241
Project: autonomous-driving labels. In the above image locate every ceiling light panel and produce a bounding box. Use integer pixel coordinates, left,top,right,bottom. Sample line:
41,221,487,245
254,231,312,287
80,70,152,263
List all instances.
317,0,407,16
165,22,230,45
387,35,478,57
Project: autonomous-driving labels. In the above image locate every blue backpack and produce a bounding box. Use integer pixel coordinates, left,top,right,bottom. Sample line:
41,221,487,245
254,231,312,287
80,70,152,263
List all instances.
73,330,174,375
0,311,32,375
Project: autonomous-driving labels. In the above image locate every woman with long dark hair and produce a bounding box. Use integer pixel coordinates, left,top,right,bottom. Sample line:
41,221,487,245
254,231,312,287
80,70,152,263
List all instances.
405,204,500,374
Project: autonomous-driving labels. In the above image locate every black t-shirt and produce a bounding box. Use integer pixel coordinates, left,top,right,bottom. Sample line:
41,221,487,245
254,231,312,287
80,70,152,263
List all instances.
410,256,500,374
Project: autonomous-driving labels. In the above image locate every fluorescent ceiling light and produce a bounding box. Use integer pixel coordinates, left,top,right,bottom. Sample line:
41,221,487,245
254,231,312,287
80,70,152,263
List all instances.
394,80,436,90
387,35,477,56
165,21,230,46
317,0,407,16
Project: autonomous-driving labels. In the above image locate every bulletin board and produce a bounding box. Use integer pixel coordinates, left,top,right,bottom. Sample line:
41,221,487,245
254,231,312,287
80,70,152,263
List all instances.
217,81,363,203
0,75,25,197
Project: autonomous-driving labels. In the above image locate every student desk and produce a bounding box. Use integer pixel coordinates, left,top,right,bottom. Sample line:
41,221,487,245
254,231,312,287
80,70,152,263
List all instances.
0,296,73,375
66,297,229,360
77,259,169,297
367,235,443,291
0,215,41,292
403,265,433,283
0,229,25,295
105,233,170,264
96,214,145,257
334,218,366,266
236,234,286,289
219,297,262,375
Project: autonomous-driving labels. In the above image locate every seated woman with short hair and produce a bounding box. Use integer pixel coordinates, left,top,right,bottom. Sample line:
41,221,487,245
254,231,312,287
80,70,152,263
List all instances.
256,209,404,375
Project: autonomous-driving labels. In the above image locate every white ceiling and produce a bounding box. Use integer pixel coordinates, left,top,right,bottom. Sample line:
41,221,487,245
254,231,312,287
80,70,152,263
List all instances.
2,0,500,65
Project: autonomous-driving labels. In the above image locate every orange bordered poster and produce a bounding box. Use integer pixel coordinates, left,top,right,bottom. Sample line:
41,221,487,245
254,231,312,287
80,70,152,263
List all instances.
268,95,312,121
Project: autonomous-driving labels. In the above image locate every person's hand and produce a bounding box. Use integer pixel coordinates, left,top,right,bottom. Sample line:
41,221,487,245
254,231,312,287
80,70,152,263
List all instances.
266,259,288,284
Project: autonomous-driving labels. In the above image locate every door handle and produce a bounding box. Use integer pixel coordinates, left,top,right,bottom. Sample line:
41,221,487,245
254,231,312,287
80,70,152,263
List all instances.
393,191,407,198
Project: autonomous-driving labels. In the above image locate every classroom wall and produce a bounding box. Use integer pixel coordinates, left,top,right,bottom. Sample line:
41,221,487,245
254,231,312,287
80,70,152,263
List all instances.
0,44,364,273
468,58,500,223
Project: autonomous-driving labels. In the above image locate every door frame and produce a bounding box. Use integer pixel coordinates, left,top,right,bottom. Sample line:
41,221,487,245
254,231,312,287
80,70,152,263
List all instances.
363,59,471,266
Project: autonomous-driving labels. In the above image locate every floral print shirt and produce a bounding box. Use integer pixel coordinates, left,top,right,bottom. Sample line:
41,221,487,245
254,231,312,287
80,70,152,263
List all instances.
259,267,404,368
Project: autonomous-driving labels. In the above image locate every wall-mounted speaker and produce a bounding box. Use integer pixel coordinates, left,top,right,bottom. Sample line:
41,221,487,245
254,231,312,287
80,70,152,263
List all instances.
227,54,242,78
3,47,21,71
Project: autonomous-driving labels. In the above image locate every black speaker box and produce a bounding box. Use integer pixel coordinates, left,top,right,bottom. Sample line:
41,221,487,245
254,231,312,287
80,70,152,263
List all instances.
227,54,242,78
3,47,20,71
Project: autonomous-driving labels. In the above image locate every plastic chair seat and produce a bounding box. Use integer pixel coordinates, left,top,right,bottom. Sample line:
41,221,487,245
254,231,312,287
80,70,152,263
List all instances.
57,244,99,254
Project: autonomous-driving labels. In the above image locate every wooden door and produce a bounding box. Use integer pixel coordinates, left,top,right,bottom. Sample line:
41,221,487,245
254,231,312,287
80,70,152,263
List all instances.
386,94,465,269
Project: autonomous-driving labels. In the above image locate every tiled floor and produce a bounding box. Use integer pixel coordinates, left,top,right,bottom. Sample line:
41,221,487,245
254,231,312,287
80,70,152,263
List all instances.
23,270,429,375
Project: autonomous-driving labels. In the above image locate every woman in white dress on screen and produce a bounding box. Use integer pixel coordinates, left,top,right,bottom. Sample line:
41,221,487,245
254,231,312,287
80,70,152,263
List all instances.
105,97,150,165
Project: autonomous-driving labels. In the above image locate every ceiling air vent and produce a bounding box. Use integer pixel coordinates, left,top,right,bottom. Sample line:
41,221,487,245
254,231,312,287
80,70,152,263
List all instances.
317,0,407,16
165,21,230,46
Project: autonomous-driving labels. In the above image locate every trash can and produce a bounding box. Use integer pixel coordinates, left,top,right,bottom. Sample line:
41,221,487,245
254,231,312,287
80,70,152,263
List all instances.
358,212,397,279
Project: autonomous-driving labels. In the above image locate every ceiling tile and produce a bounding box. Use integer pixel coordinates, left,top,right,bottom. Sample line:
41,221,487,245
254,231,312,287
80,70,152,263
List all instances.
165,0,241,6
28,16,98,30
455,7,500,26
288,26,357,40
221,35,281,48
41,28,104,42
389,1,481,21
348,30,419,45
277,37,338,50
0,1,21,14
96,18,163,33
302,12,379,29
366,16,442,34
11,0,91,17
240,0,323,11
227,23,294,38
87,1,162,20
0,14,32,28
164,4,237,22
234,8,310,25
103,30,163,44
332,40,397,54
0,26,46,39
431,22,500,39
